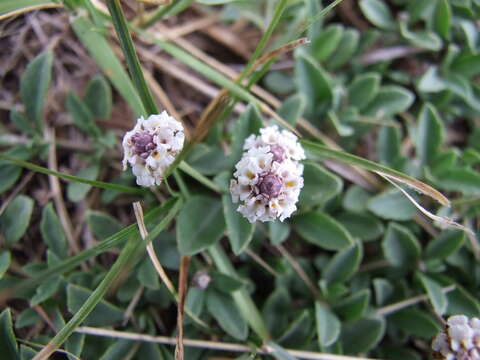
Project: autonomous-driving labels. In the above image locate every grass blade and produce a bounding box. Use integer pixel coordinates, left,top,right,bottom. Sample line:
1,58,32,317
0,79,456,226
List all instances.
107,0,157,115
301,139,450,206
0,153,144,195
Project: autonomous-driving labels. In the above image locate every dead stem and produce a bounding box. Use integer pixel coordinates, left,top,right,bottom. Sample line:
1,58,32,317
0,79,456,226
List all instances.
175,256,190,360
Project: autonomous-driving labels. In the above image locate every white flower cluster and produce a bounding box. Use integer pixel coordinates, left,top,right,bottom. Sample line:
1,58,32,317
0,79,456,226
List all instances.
122,111,185,187
230,125,305,223
432,315,480,360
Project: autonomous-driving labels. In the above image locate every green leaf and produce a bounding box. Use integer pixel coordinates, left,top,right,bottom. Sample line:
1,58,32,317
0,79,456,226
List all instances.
0,251,11,279
417,66,446,93
0,195,34,246
10,110,35,136
446,287,480,318
425,230,464,260
294,211,353,250
295,53,332,113
323,241,363,284
86,210,123,241
400,22,442,51
185,287,205,317
208,244,270,340
416,103,444,166
418,273,448,315
299,162,343,208
65,92,102,138
228,104,262,167
99,340,133,360
16,308,40,329
211,272,244,293
377,125,402,168
264,342,298,360
67,284,124,326
222,195,254,255
341,316,385,354
334,289,370,321
84,75,112,119
432,167,480,195
337,212,384,242
434,0,451,39
359,0,396,30
30,276,61,306
277,94,306,126
451,54,480,79
312,24,344,62
0,147,32,195
342,185,371,213
20,50,53,134
268,221,290,245
326,29,360,70
264,71,295,95
390,308,441,338
367,189,417,221
263,287,291,338
20,345,37,359
40,203,68,258
315,302,341,347
0,309,19,360
382,223,421,267
177,196,225,255
206,289,248,340
71,15,145,117
364,86,414,118
137,257,160,290
373,278,393,306
67,164,100,202
348,73,380,110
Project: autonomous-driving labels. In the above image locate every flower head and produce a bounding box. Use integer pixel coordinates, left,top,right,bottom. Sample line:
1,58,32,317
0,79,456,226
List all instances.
230,127,305,223
432,315,480,359
243,125,305,162
122,111,185,187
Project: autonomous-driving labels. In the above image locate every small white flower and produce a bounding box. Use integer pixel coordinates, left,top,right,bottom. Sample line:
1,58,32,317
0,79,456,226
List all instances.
230,126,305,223
244,125,306,163
432,315,480,359
122,111,185,187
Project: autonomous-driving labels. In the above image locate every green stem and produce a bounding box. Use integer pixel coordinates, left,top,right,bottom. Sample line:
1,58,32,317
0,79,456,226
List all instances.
32,198,182,360
107,0,158,115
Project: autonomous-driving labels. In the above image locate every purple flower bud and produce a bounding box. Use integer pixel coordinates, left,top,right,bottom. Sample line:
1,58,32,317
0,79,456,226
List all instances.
131,132,155,157
258,174,282,198
270,144,285,163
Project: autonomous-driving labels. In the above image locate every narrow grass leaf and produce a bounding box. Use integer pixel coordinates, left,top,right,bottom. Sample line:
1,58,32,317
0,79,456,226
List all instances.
0,153,144,195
